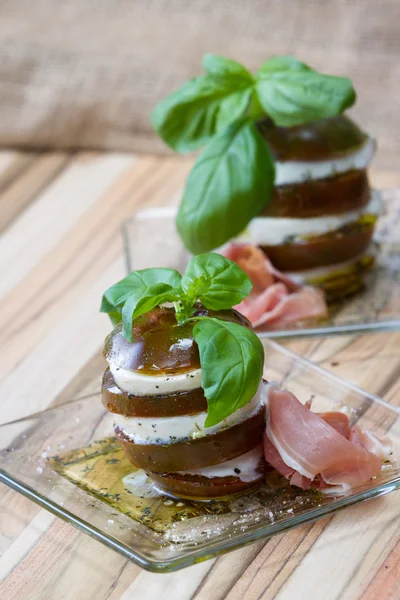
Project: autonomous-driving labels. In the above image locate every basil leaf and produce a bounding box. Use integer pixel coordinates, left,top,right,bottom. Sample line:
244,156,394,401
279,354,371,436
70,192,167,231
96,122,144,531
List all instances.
100,295,118,314
193,318,264,427
215,88,254,135
176,119,275,253
256,70,356,127
100,268,182,313
256,55,311,75
99,296,123,326
182,253,252,309
151,75,253,153
121,283,181,341
202,54,253,84
108,311,123,326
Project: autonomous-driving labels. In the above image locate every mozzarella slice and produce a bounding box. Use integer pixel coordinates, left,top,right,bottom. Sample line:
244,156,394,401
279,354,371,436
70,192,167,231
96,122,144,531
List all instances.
109,363,202,396
235,190,382,247
274,137,376,186
114,382,266,444
286,244,377,284
176,445,264,482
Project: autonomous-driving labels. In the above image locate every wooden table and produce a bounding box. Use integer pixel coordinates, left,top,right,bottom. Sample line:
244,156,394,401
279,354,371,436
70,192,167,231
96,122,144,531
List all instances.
0,151,399,600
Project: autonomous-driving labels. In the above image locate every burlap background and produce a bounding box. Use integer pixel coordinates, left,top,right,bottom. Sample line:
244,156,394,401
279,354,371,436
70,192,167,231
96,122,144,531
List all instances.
0,0,399,168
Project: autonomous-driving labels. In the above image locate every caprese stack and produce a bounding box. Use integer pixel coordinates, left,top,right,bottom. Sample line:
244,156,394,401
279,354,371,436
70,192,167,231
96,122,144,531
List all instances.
102,307,266,499
240,115,380,298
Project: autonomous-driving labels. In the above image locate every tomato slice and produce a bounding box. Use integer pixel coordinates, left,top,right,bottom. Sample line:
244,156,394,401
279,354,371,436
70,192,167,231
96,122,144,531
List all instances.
257,115,368,161
104,307,250,374
261,220,375,272
148,470,265,499
102,368,208,417
104,308,199,374
262,170,369,218
115,408,265,473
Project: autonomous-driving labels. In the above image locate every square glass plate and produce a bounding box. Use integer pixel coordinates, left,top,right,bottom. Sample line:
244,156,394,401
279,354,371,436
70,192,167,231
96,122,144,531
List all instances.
123,189,400,338
0,341,399,572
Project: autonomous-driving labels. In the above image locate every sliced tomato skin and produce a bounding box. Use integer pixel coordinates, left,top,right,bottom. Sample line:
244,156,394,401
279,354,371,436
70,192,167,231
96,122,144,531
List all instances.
260,223,375,272
104,307,250,374
262,170,369,218
102,369,208,417
115,408,265,473
104,309,200,374
148,470,264,499
257,115,368,162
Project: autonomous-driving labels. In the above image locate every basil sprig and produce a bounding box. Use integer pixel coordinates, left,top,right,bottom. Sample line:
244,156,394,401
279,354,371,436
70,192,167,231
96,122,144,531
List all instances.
100,253,264,426
181,252,252,308
152,54,356,254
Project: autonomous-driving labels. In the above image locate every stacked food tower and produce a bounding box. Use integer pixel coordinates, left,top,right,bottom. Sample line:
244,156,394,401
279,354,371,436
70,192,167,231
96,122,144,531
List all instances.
237,115,379,299
102,307,266,499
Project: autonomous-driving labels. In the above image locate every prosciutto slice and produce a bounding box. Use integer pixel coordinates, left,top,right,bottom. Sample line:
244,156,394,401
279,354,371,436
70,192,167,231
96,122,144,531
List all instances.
317,411,351,439
223,243,298,293
222,243,328,328
349,426,393,462
264,386,390,494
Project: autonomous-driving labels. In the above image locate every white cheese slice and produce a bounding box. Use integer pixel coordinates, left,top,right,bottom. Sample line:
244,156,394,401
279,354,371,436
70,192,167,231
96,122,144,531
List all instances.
109,363,202,396
176,445,263,482
274,137,376,186
235,190,382,247
114,381,267,444
286,244,377,285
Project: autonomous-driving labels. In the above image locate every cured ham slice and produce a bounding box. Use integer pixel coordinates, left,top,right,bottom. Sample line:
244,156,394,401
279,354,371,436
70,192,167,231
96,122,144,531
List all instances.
238,285,328,328
349,425,392,461
318,411,351,439
222,243,328,328
264,435,313,489
223,243,298,293
264,386,389,494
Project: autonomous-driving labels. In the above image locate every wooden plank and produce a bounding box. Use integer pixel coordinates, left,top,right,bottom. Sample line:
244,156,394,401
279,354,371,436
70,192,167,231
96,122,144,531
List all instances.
370,168,400,190
0,487,41,555
262,495,400,600
118,561,215,600
361,538,400,600
0,151,37,193
0,152,70,233
0,152,135,300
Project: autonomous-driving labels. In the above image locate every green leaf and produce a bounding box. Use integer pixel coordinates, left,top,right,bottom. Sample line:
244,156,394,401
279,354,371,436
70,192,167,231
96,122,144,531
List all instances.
100,268,182,313
193,318,264,427
100,295,118,314
121,283,182,341
215,88,254,135
176,119,275,254
108,311,122,326
256,55,312,76
202,54,253,84
100,296,123,326
256,70,356,127
181,253,252,309
151,74,254,153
